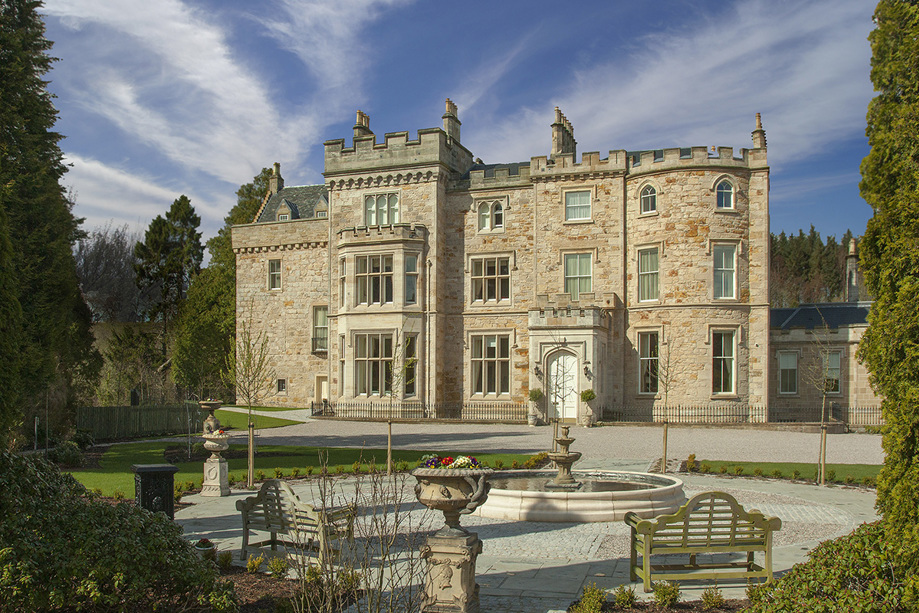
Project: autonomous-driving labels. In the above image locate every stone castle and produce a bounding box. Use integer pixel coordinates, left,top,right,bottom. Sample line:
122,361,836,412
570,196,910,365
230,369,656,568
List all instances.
232,100,879,423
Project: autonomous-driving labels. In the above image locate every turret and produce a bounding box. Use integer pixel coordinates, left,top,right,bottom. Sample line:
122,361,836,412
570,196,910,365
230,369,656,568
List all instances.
442,98,461,143
752,113,767,149
551,107,577,159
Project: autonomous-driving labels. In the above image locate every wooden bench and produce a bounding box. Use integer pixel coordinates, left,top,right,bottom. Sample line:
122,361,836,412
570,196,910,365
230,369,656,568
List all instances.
236,479,355,565
625,491,782,592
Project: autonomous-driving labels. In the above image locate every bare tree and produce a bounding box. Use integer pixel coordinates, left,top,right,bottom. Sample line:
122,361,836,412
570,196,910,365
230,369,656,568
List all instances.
223,318,274,487
801,308,838,485
384,325,419,474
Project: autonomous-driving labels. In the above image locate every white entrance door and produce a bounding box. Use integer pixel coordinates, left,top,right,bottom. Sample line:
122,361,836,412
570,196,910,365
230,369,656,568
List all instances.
316,376,329,404
547,353,578,420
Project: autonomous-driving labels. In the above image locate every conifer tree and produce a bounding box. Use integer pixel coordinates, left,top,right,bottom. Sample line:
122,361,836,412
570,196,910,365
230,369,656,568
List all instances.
858,0,919,553
0,0,99,441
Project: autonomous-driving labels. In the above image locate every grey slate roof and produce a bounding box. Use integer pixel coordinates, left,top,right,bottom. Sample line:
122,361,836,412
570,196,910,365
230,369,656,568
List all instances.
460,162,530,180
771,303,871,330
256,184,328,223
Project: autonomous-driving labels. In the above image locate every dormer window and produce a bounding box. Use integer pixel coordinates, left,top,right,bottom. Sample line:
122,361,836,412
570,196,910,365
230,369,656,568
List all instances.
316,210,327,218
364,193,399,225
278,214,289,221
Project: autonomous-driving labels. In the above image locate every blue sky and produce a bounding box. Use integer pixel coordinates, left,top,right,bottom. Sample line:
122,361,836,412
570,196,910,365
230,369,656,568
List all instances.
41,0,875,244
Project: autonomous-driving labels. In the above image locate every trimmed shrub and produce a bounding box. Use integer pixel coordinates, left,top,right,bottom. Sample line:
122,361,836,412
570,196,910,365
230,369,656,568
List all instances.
701,585,725,610
217,551,234,573
792,469,801,480
753,468,764,477
72,430,95,451
274,467,284,478
734,465,745,476
652,580,681,607
523,451,549,469
267,556,289,579
571,582,605,613
255,469,266,481
772,469,784,479
246,553,264,574
495,460,504,469
686,453,697,472
826,469,836,482
47,441,83,468
700,463,712,474
745,521,908,612
613,584,636,608
0,451,236,611
718,464,728,474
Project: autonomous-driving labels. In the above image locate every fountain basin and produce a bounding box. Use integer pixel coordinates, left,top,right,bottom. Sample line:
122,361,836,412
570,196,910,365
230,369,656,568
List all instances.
473,470,685,523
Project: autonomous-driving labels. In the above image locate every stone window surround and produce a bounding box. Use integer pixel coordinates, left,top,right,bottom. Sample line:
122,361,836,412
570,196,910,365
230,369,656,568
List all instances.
468,252,513,305
709,325,740,398
636,242,663,303
363,192,400,226
777,349,799,395
276,378,287,395
353,330,395,397
560,248,596,301
268,258,282,291
475,196,508,233
562,185,595,223
637,328,662,396
313,305,329,352
467,329,515,399
710,241,740,301
824,349,844,396
636,180,661,216
711,175,741,212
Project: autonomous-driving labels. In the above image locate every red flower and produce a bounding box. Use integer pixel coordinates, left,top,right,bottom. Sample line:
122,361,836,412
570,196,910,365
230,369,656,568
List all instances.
442,457,454,466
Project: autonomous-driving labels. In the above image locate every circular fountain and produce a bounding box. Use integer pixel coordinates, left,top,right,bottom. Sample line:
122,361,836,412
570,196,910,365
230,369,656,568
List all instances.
474,427,685,522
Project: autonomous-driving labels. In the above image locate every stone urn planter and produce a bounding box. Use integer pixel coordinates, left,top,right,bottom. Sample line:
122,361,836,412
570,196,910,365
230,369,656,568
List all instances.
412,467,492,536
194,538,217,562
199,400,222,434
412,465,492,613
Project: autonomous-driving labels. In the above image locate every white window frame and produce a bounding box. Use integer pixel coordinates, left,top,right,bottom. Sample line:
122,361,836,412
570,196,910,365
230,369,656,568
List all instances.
713,244,736,299
355,254,394,305
278,213,289,221
564,189,592,221
638,331,659,394
825,350,842,395
638,247,659,302
476,200,506,233
268,259,282,291
778,351,798,395
313,306,328,352
716,180,735,210
470,333,511,397
563,253,592,300
405,254,419,305
712,330,736,395
363,193,399,226
354,332,394,396
471,256,511,303
640,185,657,214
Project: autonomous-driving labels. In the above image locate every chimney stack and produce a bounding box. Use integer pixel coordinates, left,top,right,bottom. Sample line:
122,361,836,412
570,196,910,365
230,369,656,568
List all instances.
846,238,860,302
442,98,461,143
269,162,284,194
551,107,577,159
353,110,373,140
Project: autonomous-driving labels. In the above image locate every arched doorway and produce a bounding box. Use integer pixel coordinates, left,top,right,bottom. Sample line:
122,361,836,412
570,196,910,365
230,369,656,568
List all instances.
547,351,578,420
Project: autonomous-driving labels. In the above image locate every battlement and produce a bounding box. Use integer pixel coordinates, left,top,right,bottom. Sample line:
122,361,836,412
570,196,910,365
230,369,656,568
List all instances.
627,145,768,175
336,223,428,248
324,103,473,178
530,150,628,181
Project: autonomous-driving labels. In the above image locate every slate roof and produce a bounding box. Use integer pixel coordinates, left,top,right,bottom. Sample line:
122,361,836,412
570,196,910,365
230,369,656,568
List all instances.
256,184,328,223
460,162,530,180
771,303,871,330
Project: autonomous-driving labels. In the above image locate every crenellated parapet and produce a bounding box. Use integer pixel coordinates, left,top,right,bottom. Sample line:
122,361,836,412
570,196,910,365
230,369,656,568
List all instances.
231,217,328,253
324,105,474,179
336,223,428,248
530,150,628,182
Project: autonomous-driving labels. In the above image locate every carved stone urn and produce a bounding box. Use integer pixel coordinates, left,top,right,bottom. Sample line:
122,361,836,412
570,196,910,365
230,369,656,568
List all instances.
412,467,492,613
199,400,230,497
412,467,492,536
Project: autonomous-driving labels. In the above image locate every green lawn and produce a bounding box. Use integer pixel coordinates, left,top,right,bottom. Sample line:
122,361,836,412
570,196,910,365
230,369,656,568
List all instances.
698,459,881,484
228,405,308,413
213,409,301,430
67,442,532,497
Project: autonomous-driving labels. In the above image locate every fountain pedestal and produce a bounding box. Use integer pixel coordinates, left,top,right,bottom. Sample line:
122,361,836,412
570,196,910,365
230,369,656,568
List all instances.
545,426,582,489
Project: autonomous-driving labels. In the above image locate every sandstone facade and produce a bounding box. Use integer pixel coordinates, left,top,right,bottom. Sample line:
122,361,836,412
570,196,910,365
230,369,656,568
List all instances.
232,102,877,422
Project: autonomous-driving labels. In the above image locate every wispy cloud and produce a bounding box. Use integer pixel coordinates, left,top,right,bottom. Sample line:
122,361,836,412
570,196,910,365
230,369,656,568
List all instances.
452,28,542,114
468,0,873,168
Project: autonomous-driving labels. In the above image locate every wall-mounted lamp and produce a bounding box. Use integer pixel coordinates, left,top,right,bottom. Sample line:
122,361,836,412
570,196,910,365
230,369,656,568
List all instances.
583,360,591,376
533,365,543,378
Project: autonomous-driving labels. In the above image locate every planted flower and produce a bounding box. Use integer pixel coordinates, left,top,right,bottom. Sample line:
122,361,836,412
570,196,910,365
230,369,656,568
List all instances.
195,538,213,548
420,455,482,469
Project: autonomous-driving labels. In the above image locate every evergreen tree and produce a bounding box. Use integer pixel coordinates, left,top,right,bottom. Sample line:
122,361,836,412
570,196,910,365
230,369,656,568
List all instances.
0,0,99,442
171,168,271,398
858,0,919,566
134,195,203,329
0,205,24,446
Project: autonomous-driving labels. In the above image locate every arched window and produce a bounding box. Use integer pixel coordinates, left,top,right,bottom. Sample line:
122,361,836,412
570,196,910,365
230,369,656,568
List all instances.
364,194,400,226
716,181,734,209
478,203,491,230
640,185,657,214
493,203,504,228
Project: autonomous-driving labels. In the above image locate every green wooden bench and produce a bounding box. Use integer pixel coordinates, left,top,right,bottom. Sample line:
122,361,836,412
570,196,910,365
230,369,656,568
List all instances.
237,479,355,565
625,491,782,592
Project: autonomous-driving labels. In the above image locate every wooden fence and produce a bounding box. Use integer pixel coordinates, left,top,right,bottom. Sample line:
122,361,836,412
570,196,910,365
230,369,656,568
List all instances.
76,402,204,441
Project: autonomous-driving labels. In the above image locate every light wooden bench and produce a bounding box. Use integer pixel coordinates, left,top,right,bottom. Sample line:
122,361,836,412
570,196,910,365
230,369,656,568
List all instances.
236,479,355,565
625,491,782,592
